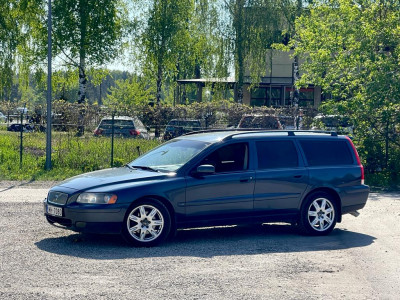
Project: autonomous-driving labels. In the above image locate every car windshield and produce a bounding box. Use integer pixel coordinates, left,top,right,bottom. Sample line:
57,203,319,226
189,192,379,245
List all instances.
128,139,210,172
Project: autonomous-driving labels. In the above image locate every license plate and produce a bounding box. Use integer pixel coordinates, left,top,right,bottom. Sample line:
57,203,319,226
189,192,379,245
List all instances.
47,205,63,217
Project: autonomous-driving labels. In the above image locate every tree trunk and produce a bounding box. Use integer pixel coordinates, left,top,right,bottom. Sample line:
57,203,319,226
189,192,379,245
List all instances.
154,64,163,138
156,64,162,105
77,56,87,136
77,0,87,137
234,0,245,104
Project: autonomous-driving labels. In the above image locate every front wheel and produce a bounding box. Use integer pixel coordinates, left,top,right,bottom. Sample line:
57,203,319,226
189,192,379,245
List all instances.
122,199,171,247
298,192,337,236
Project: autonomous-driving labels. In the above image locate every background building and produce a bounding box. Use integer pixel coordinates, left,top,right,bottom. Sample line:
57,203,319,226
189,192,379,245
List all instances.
177,50,321,108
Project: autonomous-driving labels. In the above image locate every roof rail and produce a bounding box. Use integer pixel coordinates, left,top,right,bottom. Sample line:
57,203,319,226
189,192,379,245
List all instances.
222,130,338,140
182,129,339,139
182,128,248,136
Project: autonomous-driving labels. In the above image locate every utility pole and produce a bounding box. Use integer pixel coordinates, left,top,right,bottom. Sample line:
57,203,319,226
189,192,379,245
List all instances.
45,0,52,170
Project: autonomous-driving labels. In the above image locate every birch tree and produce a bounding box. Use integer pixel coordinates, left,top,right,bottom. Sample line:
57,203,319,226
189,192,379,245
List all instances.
0,0,18,101
52,0,125,135
0,0,44,103
140,0,193,105
224,0,290,102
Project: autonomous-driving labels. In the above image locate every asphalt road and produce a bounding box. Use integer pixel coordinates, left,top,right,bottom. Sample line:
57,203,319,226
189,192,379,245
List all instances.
0,183,399,300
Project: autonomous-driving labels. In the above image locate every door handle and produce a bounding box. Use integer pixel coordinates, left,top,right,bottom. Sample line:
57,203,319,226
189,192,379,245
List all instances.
293,175,303,178
240,176,253,182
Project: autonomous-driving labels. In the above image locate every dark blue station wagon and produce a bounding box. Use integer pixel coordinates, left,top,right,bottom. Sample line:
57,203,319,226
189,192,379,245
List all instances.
44,130,369,247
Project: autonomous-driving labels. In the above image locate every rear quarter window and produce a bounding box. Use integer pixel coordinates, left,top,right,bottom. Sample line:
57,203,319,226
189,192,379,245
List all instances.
299,140,354,166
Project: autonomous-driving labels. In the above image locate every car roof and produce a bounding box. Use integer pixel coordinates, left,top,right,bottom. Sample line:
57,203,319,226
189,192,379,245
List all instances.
100,116,136,121
177,130,344,143
169,118,200,122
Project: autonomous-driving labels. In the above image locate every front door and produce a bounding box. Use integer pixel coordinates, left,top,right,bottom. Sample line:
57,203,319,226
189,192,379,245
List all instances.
185,142,255,223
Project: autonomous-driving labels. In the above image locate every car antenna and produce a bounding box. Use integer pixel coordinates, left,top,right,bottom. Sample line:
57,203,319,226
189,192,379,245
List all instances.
136,146,141,156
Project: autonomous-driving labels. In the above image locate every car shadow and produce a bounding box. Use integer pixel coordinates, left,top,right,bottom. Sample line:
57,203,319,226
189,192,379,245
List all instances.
35,223,376,260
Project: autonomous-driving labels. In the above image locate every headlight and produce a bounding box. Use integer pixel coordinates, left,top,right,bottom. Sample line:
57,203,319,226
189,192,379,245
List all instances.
76,193,117,204
48,191,69,205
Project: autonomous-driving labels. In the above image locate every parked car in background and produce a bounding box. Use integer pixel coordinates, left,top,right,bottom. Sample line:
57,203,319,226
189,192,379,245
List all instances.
16,107,28,114
163,119,202,140
7,123,34,132
312,114,353,134
0,112,7,122
278,115,298,130
94,116,149,139
44,130,369,247
237,114,282,130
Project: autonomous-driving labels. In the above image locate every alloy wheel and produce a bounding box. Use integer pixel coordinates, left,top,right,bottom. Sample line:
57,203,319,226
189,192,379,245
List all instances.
307,197,335,232
127,205,164,242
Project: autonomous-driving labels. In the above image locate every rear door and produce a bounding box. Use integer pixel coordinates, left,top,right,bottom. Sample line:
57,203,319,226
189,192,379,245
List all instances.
253,139,308,216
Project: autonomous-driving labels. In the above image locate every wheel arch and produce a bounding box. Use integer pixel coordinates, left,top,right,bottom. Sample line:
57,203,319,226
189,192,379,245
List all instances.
302,187,342,223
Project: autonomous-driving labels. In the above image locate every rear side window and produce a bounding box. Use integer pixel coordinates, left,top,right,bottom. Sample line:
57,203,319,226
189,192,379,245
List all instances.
256,141,298,169
300,140,353,166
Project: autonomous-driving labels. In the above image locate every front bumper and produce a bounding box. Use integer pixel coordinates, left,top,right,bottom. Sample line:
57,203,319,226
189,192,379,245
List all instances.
44,200,126,234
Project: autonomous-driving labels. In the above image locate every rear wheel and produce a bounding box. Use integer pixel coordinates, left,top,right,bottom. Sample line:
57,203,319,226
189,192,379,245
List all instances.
122,199,171,247
298,192,337,236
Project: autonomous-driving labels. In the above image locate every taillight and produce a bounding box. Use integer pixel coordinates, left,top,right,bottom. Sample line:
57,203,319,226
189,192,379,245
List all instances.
94,128,103,135
346,136,365,184
360,165,365,185
130,129,140,136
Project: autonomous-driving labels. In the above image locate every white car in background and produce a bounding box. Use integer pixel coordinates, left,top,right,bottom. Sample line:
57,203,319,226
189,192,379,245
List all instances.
312,114,354,134
0,112,7,122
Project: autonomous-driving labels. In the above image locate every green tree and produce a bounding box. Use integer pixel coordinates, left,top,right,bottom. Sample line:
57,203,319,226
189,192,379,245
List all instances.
224,0,291,102
88,68,111,105
104,77,152,110
0,0,45,103
136,0,223,105
139,0,194,105
175,0,225,103
52,0,126,134
286,0,400,185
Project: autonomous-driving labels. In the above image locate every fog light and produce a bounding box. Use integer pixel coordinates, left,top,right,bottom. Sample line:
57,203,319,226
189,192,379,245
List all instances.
75,222,86,228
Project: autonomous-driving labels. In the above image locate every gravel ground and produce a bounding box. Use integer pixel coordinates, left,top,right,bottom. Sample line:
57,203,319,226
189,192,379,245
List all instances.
0,183,399,300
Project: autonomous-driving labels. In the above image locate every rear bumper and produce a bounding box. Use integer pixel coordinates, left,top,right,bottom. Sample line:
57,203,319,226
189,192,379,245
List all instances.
340,184,370,214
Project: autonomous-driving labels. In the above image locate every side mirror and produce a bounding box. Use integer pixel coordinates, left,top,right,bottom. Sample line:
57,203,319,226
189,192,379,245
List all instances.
192,164,215,177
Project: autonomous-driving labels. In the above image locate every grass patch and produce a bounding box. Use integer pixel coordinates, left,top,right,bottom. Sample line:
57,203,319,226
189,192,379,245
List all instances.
0,131,161,180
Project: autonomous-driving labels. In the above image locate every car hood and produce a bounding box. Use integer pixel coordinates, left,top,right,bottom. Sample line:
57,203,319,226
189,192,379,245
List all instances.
57,167,169,191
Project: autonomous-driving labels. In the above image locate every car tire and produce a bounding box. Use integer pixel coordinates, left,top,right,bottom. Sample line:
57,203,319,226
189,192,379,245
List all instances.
298,192,337,236
122,199,171,247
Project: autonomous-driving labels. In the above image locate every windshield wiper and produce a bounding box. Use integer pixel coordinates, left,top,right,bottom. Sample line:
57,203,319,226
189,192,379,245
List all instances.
130,165,160,172
124,164,135,170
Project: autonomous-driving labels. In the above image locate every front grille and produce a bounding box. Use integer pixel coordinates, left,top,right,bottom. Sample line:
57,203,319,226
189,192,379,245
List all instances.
48,191,69,205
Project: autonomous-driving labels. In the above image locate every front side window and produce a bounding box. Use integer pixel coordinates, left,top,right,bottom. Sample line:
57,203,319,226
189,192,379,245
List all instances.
256,140,298,169
200,143,248,173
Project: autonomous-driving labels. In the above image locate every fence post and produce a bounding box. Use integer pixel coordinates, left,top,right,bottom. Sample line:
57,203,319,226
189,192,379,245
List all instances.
19,112,23,169
110,112,115,168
